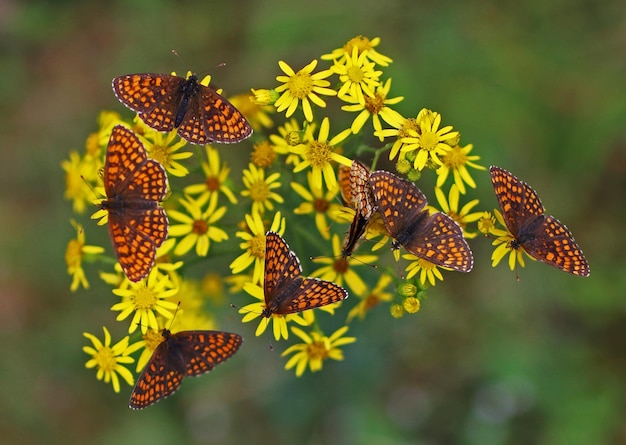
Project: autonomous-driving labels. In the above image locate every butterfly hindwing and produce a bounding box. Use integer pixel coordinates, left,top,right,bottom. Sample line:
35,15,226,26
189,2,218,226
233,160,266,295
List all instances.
199,87,252,143
404,212,474,272
350,160,376,218
280,278,349,314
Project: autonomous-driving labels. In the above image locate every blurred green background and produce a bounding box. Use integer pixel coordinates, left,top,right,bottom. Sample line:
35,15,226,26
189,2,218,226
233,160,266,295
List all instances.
1,0,625,444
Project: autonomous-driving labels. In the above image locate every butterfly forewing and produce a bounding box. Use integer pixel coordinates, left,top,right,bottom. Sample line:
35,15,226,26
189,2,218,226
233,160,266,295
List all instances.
103,126,151,194
112,74,183,115
338,165,353,206
129,330,243,409
489,166,590,277
370,171,427,238
263,231,348,317
490,166,544,236
263,231,302,300
112,72,252,145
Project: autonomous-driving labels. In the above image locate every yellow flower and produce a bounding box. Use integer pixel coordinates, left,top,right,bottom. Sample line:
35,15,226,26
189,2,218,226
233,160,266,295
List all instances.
83,326,142,393
238,282,310,341
478,211,497,236
65,220,104,291
433,185,483,239
403,297,421,314
61,151,98,214
322,35,393,67
269,119,316,166
403,254,445,286
184,145,238,204
291,117,352,190
240,163,284,215
332,46,382,104
134,118,192,177
274,59,337,122
490,210,529,273
340,78,404,138
251,88,279,106
347,274,394,322
282,326,356,377
312,234,377,297
228,92,274,130
168,193,229,257
375,114,421,161
110,269,179,334
230,211,286,285
250,140,277,168
400,109,459,171
291,172,343,240
436,143,486,194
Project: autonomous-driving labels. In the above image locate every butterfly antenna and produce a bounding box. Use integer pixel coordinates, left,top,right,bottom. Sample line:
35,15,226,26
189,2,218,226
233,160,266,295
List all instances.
80,174,101,201
167,301,182,330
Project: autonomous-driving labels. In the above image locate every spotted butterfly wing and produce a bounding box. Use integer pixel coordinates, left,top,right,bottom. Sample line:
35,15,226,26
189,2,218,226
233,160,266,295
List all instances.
370,170,473,272
338,164,353,206
262,231,348,317
490,166,590,276
112,73,252,145
350,161,376,219
99,125,168,282
341,161,377,258
129,329,243,409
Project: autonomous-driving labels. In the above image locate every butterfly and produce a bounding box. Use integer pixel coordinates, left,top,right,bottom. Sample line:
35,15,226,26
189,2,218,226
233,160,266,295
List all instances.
490,166,590,276
129,329,243,409
262,231,348,317
340,161,377,259
98,125,168,282
369,170,474,272
112,72,252,145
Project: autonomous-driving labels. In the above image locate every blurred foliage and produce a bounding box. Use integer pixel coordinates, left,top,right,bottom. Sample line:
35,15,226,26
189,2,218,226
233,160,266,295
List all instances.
1,0,625,444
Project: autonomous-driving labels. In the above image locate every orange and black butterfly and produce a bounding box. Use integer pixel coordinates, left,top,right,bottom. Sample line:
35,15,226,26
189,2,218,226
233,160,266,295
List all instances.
99,125,168,282
490,166,590,276
129,329,243,409
370,170,473,272
112,73,252,145
340,161,377,259
262,231,348,317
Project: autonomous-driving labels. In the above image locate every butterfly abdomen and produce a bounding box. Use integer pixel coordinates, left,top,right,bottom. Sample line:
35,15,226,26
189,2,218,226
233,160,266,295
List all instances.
516,214,545,245
174,75,200,127
101,198,160,211
394,211,429,245
265,275,306,316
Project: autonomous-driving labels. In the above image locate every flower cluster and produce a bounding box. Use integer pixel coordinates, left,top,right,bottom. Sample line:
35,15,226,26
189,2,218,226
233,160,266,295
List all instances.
64,35,529,397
